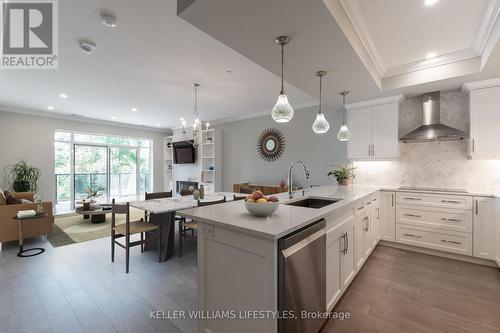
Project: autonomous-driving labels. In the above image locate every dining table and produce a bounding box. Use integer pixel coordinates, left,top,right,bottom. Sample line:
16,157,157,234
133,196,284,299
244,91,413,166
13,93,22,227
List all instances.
129,192,245,261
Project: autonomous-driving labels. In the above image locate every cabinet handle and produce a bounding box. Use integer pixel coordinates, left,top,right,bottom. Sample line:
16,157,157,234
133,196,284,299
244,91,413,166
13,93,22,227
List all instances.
404,197,421,201
372,198,377,202
441,200,460,204
376,207,380,219
392,193,394,207
340,233,345,254
404,213,421,218
372,144,375,157
476,199,478,215
441,239,462,245
365,201,372,206
403,233,421,238
357,206,364,210
345,232,349,254
441,218,461,222
472,139,475,153
364,216,369,231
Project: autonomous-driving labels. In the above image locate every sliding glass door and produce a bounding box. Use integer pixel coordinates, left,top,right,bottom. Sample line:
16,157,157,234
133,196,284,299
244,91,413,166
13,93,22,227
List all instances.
109,147,137,201
74,145,108,203
54,131,152,214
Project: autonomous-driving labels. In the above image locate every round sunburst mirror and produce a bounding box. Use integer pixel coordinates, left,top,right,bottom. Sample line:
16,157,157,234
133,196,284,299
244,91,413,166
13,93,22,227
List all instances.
257,128,285,162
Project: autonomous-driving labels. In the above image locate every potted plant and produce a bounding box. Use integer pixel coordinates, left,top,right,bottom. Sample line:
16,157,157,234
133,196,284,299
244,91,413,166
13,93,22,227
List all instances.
327,164,357,186
3,160,41,192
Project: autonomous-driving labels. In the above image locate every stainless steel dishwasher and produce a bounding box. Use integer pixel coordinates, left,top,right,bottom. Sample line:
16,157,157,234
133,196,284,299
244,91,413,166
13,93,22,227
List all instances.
278,219,326,333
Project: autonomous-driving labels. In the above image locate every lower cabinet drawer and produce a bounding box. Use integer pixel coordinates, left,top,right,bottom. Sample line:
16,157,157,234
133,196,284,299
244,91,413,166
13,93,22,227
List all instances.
396,224,472,256
397,205,472,233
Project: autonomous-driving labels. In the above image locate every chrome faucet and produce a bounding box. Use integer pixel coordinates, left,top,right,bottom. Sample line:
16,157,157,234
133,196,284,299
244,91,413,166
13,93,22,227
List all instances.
287,161,310,199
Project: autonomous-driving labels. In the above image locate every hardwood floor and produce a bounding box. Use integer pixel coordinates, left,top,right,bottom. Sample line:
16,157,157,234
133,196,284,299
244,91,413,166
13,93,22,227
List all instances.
2,234,500,333
0,231,198,333
322,245,500,333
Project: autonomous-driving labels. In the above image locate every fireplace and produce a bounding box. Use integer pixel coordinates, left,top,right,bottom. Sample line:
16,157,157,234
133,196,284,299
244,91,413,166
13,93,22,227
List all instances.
176,181,198,194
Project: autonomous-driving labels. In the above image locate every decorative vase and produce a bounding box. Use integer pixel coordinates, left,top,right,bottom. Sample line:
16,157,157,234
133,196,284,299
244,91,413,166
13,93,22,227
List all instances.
338,178,349,186
35,195,44,214
199,185,205,199
192,189,200,200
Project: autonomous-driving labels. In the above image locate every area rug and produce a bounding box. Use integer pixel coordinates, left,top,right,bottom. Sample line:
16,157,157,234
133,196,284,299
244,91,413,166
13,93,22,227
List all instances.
47,208,145,248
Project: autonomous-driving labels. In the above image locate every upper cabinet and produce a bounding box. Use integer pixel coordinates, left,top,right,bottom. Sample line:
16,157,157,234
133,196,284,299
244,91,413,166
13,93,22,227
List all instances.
347,95,403,161
463,78,500,159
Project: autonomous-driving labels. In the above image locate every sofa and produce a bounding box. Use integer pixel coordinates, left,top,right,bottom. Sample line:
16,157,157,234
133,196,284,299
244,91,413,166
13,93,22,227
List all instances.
0,192,54,243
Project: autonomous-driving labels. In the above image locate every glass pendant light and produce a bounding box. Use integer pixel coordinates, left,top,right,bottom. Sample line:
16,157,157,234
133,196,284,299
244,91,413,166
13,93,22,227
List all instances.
337,91,351,141
312,71,330,134
271,36,294,123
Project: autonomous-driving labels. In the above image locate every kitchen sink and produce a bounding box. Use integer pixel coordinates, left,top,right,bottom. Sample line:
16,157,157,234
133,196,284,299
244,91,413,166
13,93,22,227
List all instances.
285,197,341,209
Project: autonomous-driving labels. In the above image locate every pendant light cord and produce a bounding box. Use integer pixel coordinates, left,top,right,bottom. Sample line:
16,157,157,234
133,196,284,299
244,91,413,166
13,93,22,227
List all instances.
342,93,346,125
280,44,285,94
319,75,322,114
194,84,199,120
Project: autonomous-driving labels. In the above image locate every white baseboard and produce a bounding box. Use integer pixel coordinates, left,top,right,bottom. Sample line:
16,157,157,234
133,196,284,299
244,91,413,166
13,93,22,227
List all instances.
379,240,498,268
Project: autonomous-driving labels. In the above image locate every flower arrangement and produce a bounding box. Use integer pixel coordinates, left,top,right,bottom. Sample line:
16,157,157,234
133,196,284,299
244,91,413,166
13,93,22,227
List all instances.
86,176,104,199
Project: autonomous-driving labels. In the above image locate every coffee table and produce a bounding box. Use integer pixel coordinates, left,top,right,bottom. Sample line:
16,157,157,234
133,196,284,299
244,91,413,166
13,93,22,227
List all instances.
13,213,48,257
75,204,112,223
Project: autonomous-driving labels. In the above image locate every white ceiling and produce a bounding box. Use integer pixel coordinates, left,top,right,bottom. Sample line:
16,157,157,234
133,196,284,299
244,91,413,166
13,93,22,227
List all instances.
0,0,315,130
180,0,500,102
346,0,490,69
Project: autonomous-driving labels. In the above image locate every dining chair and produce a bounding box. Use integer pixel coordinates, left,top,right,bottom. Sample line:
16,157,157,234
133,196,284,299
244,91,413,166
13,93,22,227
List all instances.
233,194,246,201
144,191,172,221
178,196,226,257
111,199,161,273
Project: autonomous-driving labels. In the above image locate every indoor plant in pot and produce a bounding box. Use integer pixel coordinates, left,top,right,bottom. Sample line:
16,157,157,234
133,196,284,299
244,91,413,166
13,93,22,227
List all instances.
327,164,357,186
3,160,41,192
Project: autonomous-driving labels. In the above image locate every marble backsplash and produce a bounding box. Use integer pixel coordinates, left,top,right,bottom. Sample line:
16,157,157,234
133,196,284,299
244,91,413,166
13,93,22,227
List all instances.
353,140,500,194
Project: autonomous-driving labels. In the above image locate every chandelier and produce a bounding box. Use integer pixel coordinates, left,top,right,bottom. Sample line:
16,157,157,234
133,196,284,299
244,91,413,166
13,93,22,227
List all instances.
180,83,209,148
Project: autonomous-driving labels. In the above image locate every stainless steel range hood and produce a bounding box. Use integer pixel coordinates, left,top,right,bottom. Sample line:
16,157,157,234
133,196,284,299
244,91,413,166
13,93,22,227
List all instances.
400,92,467,143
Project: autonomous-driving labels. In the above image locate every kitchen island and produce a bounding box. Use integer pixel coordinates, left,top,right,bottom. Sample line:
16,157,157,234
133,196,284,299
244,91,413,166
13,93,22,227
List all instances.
177,185,382,333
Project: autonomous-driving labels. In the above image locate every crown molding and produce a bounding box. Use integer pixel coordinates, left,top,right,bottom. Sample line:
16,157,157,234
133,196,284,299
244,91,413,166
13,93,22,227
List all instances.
339,0,385,77
462,77,500,92
334,0,500,83
383,48,479,78
346,94,404,110
0,105,171,133
473,0,500,55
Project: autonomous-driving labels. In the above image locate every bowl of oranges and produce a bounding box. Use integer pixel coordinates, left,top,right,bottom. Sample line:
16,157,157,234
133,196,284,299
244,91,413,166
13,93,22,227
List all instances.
244,191,279,217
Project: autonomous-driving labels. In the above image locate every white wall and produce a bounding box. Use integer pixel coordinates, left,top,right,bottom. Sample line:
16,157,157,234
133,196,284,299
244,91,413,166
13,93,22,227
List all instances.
0,111,169,202
214,105,347,191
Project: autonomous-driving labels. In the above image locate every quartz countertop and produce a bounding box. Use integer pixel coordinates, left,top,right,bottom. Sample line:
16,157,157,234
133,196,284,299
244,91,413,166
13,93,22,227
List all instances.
177,185,380,240
177,184,499,240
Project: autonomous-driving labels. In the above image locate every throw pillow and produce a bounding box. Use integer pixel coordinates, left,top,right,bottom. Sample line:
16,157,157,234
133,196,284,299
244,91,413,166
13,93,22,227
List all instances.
4,191,22,205
20,199,33,204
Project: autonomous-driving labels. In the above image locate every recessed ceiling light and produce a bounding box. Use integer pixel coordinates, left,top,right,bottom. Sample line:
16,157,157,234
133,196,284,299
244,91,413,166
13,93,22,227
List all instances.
79,39,96,54
59,93,68,99
47,106,54,110
131,107,138,112
111,116,117,120
100,11,117,28
424,0,438,6
426,52,437,59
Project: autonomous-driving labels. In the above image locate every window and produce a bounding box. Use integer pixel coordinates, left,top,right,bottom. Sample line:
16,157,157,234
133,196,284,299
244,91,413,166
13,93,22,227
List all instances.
54,131,153,213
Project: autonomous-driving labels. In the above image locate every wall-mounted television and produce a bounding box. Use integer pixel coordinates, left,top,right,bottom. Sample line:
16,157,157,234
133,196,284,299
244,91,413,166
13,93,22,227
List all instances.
173,141,196,164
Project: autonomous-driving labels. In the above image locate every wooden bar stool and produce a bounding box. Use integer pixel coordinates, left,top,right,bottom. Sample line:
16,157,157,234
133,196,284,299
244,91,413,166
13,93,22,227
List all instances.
178,196,226,257
111,199,161,273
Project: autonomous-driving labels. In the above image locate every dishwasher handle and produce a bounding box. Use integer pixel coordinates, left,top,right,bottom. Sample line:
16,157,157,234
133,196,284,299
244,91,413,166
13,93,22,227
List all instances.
279,219,326,250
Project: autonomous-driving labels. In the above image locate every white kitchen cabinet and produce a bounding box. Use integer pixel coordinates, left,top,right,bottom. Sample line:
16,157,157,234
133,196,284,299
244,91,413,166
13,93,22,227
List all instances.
326,217,355,312
473,197,495,260
380,191,396,242
347,95,402,161
464,79,500,159
354,209,365,270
